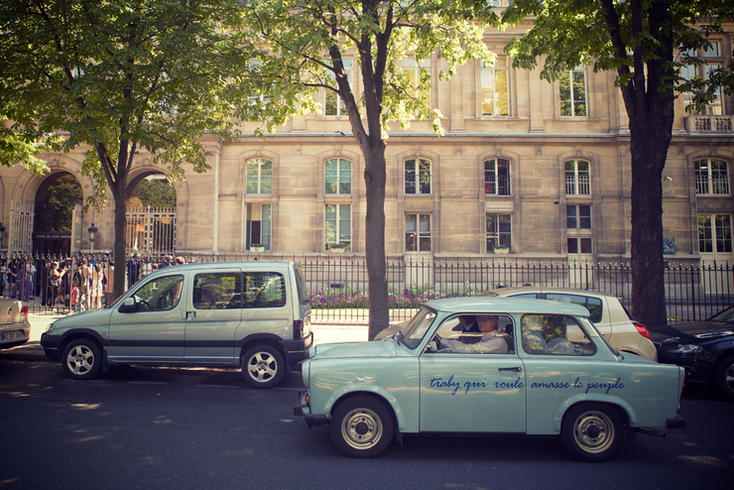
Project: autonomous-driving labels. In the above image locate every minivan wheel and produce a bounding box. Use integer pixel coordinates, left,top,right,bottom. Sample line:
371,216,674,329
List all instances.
714,354,734,401
241,345,285,389
62,338,102,380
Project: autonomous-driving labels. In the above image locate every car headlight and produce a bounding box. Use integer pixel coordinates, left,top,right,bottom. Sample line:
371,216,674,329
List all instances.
665,343,701,355
45,323,55,333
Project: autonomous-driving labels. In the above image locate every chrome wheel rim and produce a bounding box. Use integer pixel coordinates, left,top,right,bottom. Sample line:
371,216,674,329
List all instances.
247,351,277,383
572,410,615,454
725,363,734,393
65,345,95,376
341,408,383,451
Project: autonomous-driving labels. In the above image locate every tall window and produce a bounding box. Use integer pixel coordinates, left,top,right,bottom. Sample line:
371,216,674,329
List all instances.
246,158,272,194
325,204,351,250
406,214,431,252
325,58,353,116
559,67,587,117
486,214,512,252
567,205,592,254
402,58,431,115
485,158,511,196
698,214,732,253
481,57,508,116
246,204,271,250
405,158,431,195
565,160,591,195
695,159,730,195
681,42,724,115
325,158,352,194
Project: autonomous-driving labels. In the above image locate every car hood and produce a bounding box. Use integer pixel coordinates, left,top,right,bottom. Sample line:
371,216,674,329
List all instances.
53,308,112,329
310,339,399,359
649,321,734,343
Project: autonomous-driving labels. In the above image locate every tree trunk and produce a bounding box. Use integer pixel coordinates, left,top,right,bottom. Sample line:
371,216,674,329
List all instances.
112,182,127,302
363,142,389,340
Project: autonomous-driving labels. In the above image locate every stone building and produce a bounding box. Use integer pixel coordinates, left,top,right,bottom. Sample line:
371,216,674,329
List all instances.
1,24,732,277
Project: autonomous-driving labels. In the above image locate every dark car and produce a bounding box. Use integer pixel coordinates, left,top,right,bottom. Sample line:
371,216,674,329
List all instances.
650,305,734,401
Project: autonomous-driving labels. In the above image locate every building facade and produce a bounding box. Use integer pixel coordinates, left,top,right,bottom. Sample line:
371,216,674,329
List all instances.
1,24,732,277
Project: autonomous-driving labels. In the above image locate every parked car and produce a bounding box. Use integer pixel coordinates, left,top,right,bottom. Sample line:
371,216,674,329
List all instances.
296,297,686,461
651,305,734,401
479,287,657,361
0,299,30,349
41,260,312,388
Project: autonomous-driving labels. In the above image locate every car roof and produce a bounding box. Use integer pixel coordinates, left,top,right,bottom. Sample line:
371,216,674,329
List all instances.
151,260,296,272
481,286,618,300
425,296,591,317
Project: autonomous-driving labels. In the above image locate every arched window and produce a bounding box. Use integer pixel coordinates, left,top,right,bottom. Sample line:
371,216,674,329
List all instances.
485,158,511,196
695,158,730,195
405,158,431,195
565,160,590,195
325,158,351,194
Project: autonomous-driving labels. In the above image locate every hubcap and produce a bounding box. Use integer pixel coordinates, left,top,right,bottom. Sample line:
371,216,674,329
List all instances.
341,408,383,450
66,345,94,375
573,410,615,454
247,352,277,383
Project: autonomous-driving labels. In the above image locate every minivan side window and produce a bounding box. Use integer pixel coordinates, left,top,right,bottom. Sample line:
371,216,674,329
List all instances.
133,275,184,311
193,272,242,309
243,272,286,308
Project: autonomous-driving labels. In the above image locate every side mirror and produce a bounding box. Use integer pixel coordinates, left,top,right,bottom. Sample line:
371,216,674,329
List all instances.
118,297,139,313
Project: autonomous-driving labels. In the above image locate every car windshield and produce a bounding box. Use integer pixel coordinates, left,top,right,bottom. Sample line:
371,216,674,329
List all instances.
397,306,437,350
709,306,734,323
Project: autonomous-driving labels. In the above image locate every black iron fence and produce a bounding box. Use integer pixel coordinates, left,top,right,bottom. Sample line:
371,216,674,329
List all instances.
7,252,732,326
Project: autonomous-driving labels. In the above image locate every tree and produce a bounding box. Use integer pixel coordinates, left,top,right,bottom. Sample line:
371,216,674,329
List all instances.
495,0,734,328
232,1,493,338
132,179,177,209
0,0,252,299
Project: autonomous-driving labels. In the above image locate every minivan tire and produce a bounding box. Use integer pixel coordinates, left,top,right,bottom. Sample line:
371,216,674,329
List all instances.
62,338,102,380
242,344,285,389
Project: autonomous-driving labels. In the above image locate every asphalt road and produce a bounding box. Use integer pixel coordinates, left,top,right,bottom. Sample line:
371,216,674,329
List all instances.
0,359,732,490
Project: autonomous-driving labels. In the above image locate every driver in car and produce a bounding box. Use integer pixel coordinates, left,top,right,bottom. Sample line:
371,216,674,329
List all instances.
435,315,509,354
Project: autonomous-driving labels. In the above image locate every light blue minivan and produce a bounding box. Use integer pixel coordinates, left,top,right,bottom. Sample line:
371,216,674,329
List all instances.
41,260,312,388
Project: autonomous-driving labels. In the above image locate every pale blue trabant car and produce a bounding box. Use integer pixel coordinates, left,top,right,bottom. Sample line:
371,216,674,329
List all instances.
295,297,686,461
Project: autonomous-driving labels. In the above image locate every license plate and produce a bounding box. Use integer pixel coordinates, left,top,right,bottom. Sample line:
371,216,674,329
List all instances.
1,331,23,341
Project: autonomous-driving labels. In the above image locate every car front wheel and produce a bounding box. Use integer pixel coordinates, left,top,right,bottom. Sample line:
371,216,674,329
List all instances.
714,354,734,401
561,403,623,462
241,345,285,389
330,396,394,458
62,338,102,380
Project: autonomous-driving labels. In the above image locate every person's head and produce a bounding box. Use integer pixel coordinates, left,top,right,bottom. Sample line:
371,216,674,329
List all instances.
174,256,185,265
457,315,476,329
477,315,499,333
52,262,58,270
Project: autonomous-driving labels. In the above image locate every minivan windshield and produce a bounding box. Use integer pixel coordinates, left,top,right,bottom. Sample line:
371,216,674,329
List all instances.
398,306,437,349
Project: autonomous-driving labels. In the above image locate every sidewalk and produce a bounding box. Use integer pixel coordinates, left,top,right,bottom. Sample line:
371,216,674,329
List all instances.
0,311,368,363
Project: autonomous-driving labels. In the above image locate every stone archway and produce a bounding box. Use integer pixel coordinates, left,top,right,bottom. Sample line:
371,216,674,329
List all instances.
125,170,178,257
33,171,83,255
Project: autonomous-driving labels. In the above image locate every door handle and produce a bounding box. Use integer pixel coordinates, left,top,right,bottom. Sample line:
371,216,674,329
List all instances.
498,367,522,372
185,311,196,320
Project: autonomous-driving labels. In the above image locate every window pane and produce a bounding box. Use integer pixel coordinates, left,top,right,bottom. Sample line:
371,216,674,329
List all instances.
567,238,578,254
559,73,571,116
579,206,592,229
567,206,577,229
339,159,351,194
572,71,587,116
580,238,593,254
243,272,286,308
193,272,241,310
325,159,337,194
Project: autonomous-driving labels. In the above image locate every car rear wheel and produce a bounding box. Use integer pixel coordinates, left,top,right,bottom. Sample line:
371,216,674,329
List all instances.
61,338,102,380
330,396,394,458
714,354,734,401
561,403,623,462
241,344,285,389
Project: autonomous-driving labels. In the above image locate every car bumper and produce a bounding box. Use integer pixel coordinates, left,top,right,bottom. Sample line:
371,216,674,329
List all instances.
293,390,329,428
40,332,63,361
0,325,30,349
281,331,314,366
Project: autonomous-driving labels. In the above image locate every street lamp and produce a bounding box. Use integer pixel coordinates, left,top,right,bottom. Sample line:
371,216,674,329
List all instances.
88,223,98,253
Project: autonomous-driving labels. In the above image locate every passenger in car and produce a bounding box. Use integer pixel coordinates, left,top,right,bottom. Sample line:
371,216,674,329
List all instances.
435,315,509,354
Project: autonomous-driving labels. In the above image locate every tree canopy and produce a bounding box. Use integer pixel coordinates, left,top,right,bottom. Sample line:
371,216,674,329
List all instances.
0,0,255,297
231,0,494,338
496,0,734,327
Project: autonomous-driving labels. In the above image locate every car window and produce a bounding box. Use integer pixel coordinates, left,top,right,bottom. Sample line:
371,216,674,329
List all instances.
520,314,596,356
511,293,538,299
400,307,437,350
193,272,241,309
133,275,184,311
545,293,603,324
431,314,514,354
242,272,286,308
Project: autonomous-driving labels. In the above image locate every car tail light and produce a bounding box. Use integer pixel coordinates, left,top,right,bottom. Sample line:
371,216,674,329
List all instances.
20,305,29,316
633,322,651,340
293,320,304,340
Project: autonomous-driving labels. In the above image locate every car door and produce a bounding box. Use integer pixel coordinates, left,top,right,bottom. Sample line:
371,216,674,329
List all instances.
419,314,527,433
107,273,187,362
184,270,242,363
